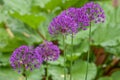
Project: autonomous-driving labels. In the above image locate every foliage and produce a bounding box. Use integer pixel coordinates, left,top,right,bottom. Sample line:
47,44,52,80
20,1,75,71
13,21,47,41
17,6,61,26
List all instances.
0,0,120,80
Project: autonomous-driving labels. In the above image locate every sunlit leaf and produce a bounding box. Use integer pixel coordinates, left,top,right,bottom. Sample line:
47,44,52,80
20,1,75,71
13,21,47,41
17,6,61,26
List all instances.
72,60,97,80
11,12,46,29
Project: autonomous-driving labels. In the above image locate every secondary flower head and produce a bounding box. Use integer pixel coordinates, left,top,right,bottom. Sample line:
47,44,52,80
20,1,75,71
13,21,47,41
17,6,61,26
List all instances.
35,41,60,61
10,45,43,72
48,11,78,35
68,7,90,29
65,7,90,30
83,2,105,23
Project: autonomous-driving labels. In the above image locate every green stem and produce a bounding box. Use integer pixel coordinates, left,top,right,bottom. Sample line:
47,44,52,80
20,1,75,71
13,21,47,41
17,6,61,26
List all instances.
85,22,91,80
22,67,27,80
63,35,66,80
46,62,49,80
115,7,117,24
25,75,27,80
70,33,73,80
36,29,46,40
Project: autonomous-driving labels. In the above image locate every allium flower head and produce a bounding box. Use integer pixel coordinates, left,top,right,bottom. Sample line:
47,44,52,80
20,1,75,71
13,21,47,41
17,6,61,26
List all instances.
35,41,60,61
76,8,90,30
48,11,78,35
63,7,90,30
10,45,43,72
83,2,105,23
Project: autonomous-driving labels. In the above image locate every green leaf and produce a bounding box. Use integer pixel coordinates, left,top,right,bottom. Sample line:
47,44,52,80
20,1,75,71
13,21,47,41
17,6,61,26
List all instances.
0,10,8,23
0,67,20,80
74,39,89,54
0,37,27,52
72,60,97,80
0,52,11,66
0,66,44,80
28,65,45,80
32,0,50,8
66,52,82,61
92,23,120,47
45,0,62,11
3,0,32,14
6,17,42,45
0,26,27,52
62,0,88,9
92,2,120,47
48,66,65,80
0,28,9,49
65,35,82,45
48,56,64,66
111,71,120,80
98,77,113,80
105,43,120,56
11,12,46,29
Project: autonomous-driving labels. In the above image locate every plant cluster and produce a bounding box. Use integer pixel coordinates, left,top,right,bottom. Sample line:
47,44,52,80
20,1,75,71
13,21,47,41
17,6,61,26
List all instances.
9,1,105,80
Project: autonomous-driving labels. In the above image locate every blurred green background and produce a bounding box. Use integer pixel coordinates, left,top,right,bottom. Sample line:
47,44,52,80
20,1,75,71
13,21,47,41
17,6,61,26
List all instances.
0,0,120,80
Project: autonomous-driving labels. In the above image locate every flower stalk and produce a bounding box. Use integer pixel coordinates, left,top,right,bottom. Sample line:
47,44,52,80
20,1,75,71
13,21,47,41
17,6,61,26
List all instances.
63,35,66,80
70,33,73,80
85,22,91,80
46,62,49,80
22,66,27,80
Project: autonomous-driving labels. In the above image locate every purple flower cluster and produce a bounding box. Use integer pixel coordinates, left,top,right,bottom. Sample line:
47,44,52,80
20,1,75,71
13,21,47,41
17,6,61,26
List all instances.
35,41,60,61
65,7,90,30
83,2,105,23
48,2,105,35
10,45,42,72
10,42,60,72
48,11,78,35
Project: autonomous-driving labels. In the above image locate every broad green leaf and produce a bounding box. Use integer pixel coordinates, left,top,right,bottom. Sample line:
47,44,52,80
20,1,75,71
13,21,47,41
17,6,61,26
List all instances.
75,39,89,53
62,0,88,9
3,0,32,14
0,27,27,52
66,52,82,61
92,2,120,47
92,23,120,47
72,60,97,80
6,17,42,45
0,0,4,5
28,65,45,80
0,10,8,23
0,66,44,80
48,66,65,80
11,12,46,29
65,35,82,45
48,56,64,66
0,67,20,80
0,28,9,49
32,0,50,8
111,71,120,80
45,0,62,11
98,77,113,80
0,52,11,66
105,43,120,56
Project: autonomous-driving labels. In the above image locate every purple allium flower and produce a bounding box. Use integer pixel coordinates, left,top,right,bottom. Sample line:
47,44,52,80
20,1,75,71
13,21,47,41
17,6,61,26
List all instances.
48,11,78,35
61,7,90,30
35,41,60,61
10,45,43,72
83,2,105,23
